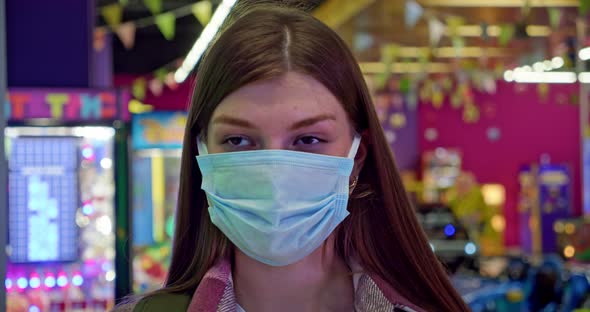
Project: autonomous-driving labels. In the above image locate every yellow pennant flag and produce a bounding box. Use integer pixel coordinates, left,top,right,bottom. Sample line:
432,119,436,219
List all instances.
446,16,464,38
192,1,212,26
101,3,123,30
155,13,176,40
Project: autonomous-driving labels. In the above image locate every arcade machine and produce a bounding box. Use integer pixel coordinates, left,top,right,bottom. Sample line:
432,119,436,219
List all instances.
130,112,186,293
4,88,130,312
518,163,573,256
421,148,462,203
584,131,590,216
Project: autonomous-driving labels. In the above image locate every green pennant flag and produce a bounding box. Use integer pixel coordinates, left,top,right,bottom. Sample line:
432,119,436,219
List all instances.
192,1,212,26
452,37,465,52
101,3,123,29
548,8,561,29
399,78,411,94
143,0,162,15
581,0,590,15
154,68,168,81
132,78,147,100
155,13,176,40
498,24,515,46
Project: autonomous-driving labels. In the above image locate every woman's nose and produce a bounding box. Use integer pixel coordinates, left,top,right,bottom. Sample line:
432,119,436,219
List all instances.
259,137,288,150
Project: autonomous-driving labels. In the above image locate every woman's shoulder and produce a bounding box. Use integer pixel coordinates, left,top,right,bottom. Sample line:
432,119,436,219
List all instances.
113,293,192,312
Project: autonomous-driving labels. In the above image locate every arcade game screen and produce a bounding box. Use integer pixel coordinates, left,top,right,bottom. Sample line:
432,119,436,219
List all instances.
5,127,117,312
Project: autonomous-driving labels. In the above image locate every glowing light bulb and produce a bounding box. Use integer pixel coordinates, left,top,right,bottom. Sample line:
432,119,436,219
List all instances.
5,278,12,290
81,146,94,159
72,274,84,287
57,275,68,288
17,277,28,289
465,242,477,255
100,158,113,169
82,203,94,215
105,270,116,282
551,56,564,69
29,276,41,289
564,245,575,258
444,224,456,237
44,275,56,288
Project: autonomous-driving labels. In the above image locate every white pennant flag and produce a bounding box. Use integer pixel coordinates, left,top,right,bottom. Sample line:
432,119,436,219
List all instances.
149,78,164,96
429,18,445,47
405,0,423,29
116,22,136,50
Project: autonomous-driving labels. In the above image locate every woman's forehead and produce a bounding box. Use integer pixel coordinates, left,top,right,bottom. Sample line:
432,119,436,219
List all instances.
209,72,350,130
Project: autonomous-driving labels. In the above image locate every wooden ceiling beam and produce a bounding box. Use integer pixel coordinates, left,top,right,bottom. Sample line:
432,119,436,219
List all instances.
417,0,577,7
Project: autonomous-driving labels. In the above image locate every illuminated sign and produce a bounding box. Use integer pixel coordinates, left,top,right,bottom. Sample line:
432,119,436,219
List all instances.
132,112,187,150
5,88,130,121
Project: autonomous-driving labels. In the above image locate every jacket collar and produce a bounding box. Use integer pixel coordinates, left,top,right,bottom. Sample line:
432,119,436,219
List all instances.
187,258,424,312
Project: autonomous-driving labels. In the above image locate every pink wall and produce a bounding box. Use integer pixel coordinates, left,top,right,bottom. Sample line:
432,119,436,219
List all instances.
419,81,581,246
114,74,194,111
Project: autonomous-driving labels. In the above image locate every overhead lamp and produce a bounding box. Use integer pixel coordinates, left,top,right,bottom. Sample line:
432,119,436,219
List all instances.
578,72,590,83
579,47,590,61
504,70,514,82
512,72,577,84
551,56,565,69
174,0,238,83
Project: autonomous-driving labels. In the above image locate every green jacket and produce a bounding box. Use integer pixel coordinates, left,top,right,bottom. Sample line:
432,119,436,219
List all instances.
133,294,191,311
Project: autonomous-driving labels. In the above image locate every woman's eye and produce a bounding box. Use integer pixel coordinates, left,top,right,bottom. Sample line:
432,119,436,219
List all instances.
295,136,322,145
223,136,251,147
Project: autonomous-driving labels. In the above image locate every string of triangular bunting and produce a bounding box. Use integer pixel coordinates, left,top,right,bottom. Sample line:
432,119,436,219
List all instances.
403,0,567,53
99,0,212,49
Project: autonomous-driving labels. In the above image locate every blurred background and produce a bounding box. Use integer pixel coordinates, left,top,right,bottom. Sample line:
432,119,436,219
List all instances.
1,0,590,311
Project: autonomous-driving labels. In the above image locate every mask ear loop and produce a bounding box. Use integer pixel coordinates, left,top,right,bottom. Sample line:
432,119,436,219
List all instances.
347,133,362,159
196,135,209,155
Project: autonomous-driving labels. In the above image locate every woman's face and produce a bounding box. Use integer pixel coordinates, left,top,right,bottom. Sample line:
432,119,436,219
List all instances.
206,72,355,157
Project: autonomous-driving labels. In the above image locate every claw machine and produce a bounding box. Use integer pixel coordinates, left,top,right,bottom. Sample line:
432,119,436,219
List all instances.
130,112,186,293
4,88,131,311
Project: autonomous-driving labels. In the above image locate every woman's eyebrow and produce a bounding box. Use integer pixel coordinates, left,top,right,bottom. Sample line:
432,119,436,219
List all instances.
289,114,336,131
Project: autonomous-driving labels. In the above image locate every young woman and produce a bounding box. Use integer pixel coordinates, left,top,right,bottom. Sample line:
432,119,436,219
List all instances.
130,2,469,311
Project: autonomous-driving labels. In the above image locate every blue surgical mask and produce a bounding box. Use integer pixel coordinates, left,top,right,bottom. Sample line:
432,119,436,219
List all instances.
196,135,361,266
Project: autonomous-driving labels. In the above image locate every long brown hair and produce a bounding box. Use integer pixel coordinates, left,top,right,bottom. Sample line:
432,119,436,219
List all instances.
154,2,469,311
